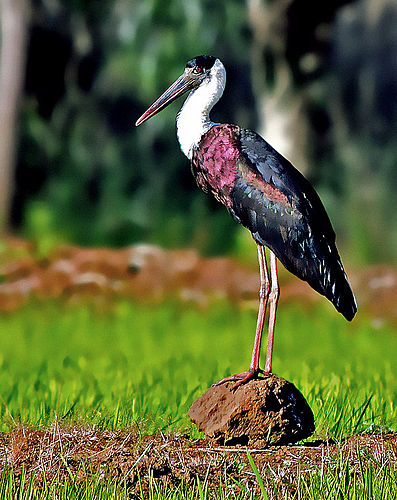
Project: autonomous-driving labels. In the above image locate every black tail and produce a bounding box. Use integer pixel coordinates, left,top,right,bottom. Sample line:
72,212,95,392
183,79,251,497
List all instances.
277,237,357,321
311,256,357,321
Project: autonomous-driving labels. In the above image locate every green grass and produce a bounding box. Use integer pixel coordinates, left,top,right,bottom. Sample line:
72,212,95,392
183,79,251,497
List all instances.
0,298,396,497
0,299,395,438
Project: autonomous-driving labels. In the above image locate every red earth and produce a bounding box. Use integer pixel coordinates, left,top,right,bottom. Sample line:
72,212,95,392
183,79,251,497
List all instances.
0,238,396,329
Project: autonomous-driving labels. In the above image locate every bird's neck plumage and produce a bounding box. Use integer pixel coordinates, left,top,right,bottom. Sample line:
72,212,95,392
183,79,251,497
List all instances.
176,59,226,159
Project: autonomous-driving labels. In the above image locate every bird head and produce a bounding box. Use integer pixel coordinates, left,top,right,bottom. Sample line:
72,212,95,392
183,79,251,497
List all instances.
135,56,218,126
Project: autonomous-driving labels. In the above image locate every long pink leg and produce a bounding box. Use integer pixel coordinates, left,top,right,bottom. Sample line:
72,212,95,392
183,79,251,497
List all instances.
212,244,270,387
249,244,270,371
264,250,279,374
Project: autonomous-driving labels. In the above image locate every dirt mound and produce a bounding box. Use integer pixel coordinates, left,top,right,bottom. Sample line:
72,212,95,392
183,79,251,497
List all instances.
188,375,314,446
0,424,396,496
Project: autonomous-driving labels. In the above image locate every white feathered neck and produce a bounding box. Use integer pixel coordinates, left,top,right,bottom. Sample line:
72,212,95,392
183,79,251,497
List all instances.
176,58,226,159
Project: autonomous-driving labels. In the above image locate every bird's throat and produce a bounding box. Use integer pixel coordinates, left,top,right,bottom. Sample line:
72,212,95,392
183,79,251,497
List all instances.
176,95,215,160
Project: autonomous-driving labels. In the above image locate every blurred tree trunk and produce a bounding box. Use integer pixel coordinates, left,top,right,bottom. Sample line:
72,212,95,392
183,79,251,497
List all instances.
0,0,29,234
247,0,309,172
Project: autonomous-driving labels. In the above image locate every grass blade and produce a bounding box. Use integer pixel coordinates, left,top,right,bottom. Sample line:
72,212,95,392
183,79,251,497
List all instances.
247,451,269,500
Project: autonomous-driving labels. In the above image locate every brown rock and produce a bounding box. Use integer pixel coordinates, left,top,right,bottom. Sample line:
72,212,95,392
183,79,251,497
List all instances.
188,375,314,447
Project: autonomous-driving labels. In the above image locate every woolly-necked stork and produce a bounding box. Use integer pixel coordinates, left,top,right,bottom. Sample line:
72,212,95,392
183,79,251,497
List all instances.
136,55,357,387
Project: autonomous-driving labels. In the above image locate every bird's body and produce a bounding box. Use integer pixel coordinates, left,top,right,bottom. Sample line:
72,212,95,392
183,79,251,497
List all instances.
191,123,356,320
136,55,357,386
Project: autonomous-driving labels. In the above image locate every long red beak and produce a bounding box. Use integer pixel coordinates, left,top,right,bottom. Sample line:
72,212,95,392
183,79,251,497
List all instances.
135,73,196,126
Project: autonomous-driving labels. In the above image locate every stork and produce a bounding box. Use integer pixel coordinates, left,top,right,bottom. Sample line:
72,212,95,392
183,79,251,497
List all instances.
136,55,357,387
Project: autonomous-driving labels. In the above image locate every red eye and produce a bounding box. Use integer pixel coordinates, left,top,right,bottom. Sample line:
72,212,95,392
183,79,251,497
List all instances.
193,66,203,74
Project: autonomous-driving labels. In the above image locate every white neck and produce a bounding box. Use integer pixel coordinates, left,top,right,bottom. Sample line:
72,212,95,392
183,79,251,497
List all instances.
176,59,226,159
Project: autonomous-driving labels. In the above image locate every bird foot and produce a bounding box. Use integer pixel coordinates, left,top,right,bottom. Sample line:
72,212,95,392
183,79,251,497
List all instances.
212,368,270,390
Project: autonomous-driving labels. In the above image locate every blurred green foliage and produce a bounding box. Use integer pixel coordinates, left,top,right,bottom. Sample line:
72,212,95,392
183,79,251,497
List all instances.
13,0,397,263
19,0,252,254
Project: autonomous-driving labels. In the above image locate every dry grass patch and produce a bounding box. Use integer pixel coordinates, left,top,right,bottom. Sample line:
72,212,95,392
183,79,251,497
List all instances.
0,421,396,497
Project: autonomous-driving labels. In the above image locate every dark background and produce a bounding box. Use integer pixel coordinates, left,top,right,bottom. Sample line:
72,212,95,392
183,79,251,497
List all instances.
2,0,397,265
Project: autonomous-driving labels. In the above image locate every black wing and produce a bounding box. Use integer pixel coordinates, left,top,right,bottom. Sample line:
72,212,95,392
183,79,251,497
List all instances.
229,128,356,320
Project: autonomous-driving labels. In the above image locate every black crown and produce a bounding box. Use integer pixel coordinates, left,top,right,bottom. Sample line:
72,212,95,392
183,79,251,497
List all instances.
186,55,216,71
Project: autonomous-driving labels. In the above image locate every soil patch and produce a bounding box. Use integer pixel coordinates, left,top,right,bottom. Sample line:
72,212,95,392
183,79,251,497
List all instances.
0,424,395,496
2,239,397,328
